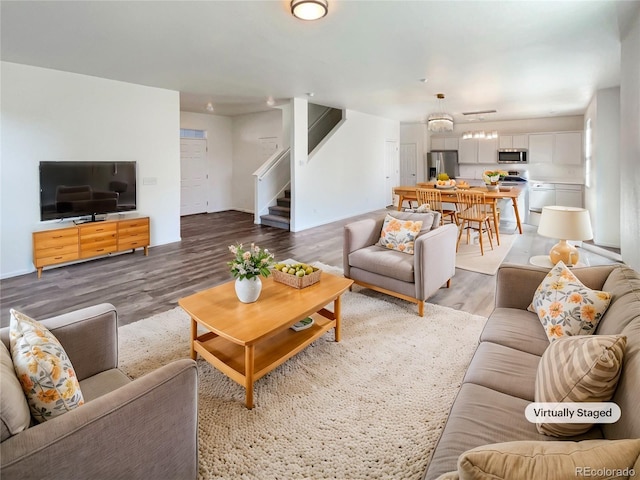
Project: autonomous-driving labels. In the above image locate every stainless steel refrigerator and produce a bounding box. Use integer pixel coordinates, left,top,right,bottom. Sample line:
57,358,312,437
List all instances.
426,151,459,180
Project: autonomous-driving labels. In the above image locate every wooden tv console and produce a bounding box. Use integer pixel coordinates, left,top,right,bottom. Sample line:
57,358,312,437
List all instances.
33,216,150,278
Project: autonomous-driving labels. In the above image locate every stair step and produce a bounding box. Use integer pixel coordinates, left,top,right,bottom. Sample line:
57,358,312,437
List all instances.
277,197,291,207
269,205,290,217
284,190,291,199
260,214,291,230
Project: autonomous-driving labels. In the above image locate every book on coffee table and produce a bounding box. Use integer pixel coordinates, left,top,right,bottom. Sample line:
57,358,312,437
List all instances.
290,317,314,331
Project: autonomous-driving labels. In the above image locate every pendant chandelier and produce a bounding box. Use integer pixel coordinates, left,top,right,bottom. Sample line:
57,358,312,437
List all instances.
427,94,454,133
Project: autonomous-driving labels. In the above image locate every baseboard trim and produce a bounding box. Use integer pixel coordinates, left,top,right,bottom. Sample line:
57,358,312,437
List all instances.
581,243,623,262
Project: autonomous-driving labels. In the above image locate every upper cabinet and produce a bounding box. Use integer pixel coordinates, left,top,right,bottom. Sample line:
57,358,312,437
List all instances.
529,134,554,163
554,132,583,165
477,138,498,164
444,137,459,150
430,137,459,151
498,134,529,149
431,137,445,150
459,138,497,164
529,132,582,165
458,139,478,164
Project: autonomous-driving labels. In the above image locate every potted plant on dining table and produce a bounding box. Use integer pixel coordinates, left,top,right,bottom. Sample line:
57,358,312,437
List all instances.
482,170,509,191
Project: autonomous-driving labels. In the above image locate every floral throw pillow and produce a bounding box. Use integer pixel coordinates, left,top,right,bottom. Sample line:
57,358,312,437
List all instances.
10,309,85,423
377,214,423,255
528,261,612,342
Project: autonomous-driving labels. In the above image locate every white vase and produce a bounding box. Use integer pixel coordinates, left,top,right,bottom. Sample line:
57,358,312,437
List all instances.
234,277,262,303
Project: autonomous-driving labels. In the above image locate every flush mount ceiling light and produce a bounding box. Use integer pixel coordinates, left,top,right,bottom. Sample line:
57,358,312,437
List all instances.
291,0,328,20
205,102,214,113
427,93,454,133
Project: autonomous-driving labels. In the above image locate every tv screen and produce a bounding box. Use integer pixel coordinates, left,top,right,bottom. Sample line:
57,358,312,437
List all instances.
40,161,137,221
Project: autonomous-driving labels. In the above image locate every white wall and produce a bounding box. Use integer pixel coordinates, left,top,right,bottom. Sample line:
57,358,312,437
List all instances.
1,62,181,278
400,123,429,182
619,8,640,270
180,112,233,212
231,110,283,212
584,88,621,248
292,101,400,231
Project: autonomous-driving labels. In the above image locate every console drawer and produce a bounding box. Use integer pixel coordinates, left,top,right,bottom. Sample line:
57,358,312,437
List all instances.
34,243,79,260
33,229,78,250
80,244,118,259
34,251,79,268
118,237,150,251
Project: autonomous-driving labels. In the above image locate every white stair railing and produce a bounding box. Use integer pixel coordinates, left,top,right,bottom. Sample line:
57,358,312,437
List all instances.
253,148,291,224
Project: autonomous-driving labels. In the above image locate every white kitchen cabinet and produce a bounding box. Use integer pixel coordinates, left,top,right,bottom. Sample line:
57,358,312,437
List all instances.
498,136,511,149
477,137,498,164
554,132,582,165
555,184,583,208
430,137,445,150
529,134,554,164
529,132,583,165
513,135,529,149
430,137,459,151
459,138,497,164
444,137,459,150
498,134,528,149
458,139,478,164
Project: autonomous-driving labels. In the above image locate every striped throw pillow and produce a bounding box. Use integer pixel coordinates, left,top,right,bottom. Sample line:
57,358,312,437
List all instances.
535,335,626,437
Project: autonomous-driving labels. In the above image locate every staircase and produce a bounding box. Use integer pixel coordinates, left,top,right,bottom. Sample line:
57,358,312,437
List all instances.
260,190,291,229
254,103,344,232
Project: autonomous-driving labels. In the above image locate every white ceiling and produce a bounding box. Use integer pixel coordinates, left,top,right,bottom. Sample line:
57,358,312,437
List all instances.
1,1,637,124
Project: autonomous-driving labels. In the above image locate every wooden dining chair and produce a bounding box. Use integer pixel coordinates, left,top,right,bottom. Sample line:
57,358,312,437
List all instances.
455,190,494,255
416,188,458,226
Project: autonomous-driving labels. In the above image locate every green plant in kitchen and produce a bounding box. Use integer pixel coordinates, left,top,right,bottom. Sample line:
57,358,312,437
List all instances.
482,170,509,185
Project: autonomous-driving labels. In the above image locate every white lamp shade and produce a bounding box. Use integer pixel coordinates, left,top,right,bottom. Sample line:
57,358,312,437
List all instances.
538,206,593,241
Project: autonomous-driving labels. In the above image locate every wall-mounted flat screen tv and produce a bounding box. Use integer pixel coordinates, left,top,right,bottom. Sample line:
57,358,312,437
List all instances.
40,161,137,221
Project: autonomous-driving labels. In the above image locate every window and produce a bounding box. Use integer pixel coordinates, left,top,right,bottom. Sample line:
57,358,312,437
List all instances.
180,129,207,139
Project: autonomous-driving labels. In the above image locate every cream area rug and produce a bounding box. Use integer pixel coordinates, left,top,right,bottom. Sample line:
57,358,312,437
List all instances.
118,277,486,479
455,233,517,275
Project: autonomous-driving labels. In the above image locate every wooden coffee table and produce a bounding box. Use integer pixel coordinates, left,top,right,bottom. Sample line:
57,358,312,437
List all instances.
178,272,353,409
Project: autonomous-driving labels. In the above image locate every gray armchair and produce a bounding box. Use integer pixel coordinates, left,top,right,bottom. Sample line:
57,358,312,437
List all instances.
1,304,198,480
344,211,457,316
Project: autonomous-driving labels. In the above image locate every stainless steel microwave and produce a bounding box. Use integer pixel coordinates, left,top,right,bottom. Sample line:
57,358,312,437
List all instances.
498,149,528,163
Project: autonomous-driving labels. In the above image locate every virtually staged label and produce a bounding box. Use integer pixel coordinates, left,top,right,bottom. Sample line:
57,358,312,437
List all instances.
525,402,621,423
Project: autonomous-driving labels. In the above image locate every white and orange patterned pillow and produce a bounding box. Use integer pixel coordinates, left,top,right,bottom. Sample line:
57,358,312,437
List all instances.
377,214,423,255
528,261,612,342
10,309,84,423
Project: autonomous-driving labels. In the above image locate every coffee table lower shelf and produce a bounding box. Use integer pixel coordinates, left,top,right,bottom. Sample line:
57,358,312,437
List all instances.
193,312,334,406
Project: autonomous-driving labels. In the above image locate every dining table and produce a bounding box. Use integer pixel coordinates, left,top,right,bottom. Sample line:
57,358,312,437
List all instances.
392,184,525,246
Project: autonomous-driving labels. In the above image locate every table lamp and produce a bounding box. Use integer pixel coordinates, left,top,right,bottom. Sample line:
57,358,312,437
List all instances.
537,206,593,266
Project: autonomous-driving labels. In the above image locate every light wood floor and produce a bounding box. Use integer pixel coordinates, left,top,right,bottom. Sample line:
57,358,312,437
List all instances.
0,210,617,328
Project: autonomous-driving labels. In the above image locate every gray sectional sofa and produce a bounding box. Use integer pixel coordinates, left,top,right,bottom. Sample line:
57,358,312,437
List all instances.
0,303,198,480
424,263,640,479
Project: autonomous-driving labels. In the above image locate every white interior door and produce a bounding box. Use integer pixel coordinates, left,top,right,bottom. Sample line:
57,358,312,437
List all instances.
385,140,399,206
180,139,208,216
400,143,417,185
